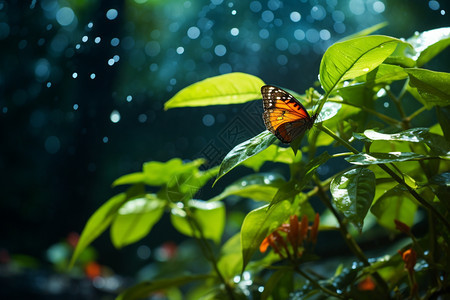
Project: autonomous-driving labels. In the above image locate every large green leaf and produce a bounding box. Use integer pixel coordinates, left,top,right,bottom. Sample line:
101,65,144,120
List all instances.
113,158,205,187
210,173,285,202
170,200,225,244
361,64,408,86
370,185,418,230
346,152,431,165
241,201,292,270
354,128,450,156
110,195,165,249
405,68,450,107
164,72,265,110
116,274,212,300
70,193,128,266
319,35,401,94
217,234,242,280
214,130,278,185
407,27,450,67
330,168,375,231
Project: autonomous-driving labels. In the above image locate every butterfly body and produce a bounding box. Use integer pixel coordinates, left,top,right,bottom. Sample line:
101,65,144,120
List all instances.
261,85,317,143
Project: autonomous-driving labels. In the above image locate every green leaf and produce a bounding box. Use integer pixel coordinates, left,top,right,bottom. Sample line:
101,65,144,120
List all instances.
437,106,450,141
346,152,431,165
330,168,375,231
319,35,401,94
110,195,165,249
164,72,265,110
241,201,292,270
214,131,278,185
407,27,450,67
355,128,450,155
405,68,450,107
217,234,242,280
113,158,205,187
210,173,285,202
371,185,418,230
116,274,212,300
170,200,225,244
242,144,298,172
70,193,128,267
316,101,342,122
362,64,408,86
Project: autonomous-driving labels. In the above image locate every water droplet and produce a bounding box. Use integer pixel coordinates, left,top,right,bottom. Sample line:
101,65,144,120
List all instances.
110,110,121,123
363,67,369,72
110,38,120,47
106,8,118,20
87,22,93,29
45,136,61,154
75,44,81,49
72,72,78,79
138,114,147,123
113,55,120,62
56,7,75,26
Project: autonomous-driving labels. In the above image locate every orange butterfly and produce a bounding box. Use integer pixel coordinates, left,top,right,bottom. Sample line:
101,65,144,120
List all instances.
262,85,317,143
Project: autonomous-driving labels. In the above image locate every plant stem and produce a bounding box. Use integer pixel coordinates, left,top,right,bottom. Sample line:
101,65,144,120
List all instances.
317,123,450,231
327,98,401,126
406,106,427,121
386,88,407,126
313,175,390,297
294,265,346,299
184,208,236,299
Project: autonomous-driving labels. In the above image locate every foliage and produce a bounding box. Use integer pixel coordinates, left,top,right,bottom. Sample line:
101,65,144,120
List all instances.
72,27,450,299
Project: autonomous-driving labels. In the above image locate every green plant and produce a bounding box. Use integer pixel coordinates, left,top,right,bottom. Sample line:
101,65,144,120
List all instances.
71,26,450,299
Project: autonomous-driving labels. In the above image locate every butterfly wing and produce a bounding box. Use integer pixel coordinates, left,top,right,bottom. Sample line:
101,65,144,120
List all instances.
261,85,313,143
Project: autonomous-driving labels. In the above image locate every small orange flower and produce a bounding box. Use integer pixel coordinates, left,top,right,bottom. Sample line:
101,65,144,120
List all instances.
357,276,376,291
259,214,320,261
85,261,101,279
399,248,417,276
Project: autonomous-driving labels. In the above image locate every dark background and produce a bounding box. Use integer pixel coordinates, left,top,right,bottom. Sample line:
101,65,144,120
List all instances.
0,0,448,284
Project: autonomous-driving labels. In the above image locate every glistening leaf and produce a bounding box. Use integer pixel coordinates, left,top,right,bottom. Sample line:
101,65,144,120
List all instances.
330,167,375,231
319,35,401,94
164,72,265,110
407,27,450,67
346,152,430,165
405,68,450,108
214,130,278,185
170,200,225,244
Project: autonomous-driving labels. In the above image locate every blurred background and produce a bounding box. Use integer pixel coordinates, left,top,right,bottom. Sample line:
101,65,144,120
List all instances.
0,0,448,298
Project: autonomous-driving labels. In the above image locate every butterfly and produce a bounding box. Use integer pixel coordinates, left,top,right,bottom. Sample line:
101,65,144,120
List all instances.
262,85,318,144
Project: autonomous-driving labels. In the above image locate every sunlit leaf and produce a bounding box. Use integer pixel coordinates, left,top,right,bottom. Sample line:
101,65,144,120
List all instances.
214,131,278,185
116,274,212,300
241,201,292,270
110,195,165,249
371,185,417,230
330,167,375,231
70,193,128,267
319,35,402,94
113,158,205,187
210,173,285,202
170,200,225,244
362,64,408,86
346,152,430,165
405,68,450,107
384,42,416,68
407,27,450,67
164,72,265,110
